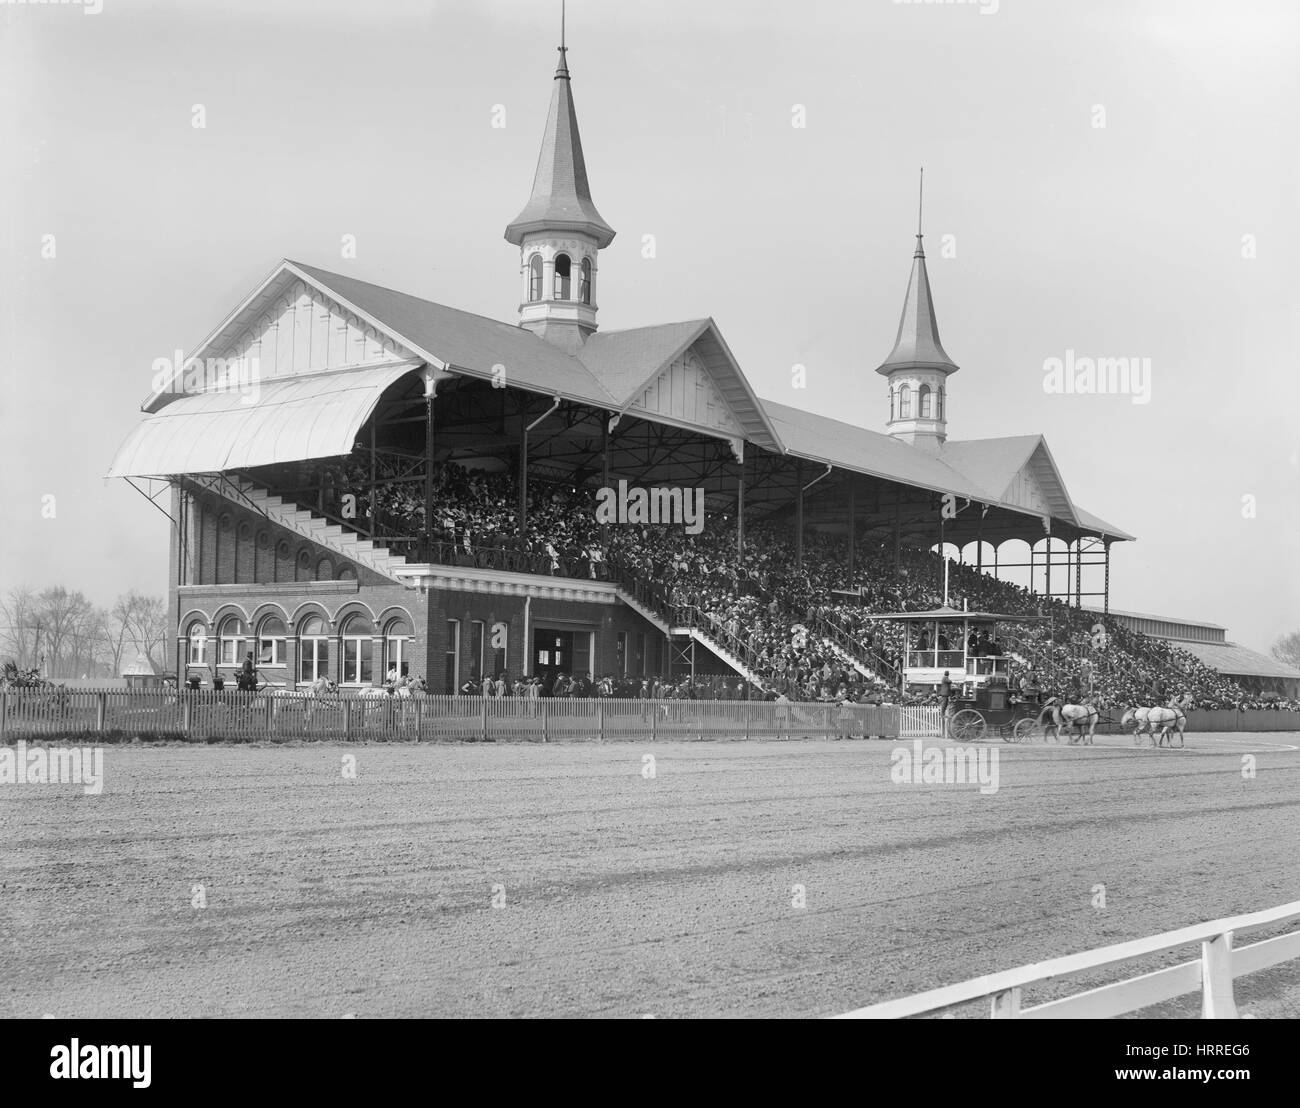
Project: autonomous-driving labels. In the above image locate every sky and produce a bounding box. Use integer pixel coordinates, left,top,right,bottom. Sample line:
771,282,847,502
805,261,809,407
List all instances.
1,0,1297,655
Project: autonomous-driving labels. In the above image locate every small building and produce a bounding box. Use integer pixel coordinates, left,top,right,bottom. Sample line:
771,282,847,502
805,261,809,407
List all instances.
122,656,166,690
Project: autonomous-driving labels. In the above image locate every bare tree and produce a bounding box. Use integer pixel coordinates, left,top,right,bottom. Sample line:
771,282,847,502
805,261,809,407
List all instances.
1270,631,1300,670
0,586,38,667
98,605,132,677
114,592,169,674
31,587,98,678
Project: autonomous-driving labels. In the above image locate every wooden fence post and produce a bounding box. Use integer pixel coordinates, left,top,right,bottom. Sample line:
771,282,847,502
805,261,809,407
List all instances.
1201,931,1238,1018
265,692,274,736
95,692,107,733
597,698,604,743
0,689,7,737
542,700,549,744
481,697,488,742
990,987,1021,1018
182,693,191,739
344,699,354,741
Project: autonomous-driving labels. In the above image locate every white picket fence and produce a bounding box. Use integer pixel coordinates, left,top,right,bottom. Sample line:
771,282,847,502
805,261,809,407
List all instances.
897,705,945,738
834,899,1300,1019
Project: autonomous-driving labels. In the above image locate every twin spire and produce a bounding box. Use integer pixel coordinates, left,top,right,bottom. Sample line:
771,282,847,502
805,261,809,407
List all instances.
503,16,957,437
503,6,615,249
876,168,959,378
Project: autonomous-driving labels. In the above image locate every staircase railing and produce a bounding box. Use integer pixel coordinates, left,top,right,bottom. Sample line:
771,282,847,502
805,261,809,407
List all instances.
814,613,900,687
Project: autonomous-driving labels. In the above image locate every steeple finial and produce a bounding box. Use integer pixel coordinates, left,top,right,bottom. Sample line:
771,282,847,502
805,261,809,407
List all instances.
556,0,569,77
915,166,925,257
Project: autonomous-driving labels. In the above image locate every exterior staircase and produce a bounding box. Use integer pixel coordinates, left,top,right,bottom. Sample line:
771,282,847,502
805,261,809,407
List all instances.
187,474,414,582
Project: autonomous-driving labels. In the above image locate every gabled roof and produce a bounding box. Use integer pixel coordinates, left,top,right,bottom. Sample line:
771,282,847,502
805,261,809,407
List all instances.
504,49,615,248
942,435,1134,540
578,320,708,401
875,236,959,377
761,399,988,500
583,319,784,452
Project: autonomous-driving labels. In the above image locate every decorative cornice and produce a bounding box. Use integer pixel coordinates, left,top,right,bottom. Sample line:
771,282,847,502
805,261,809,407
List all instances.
393,563,619,604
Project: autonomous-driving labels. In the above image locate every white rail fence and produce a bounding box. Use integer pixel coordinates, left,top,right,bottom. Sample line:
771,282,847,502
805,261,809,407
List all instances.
834,900,1300,1019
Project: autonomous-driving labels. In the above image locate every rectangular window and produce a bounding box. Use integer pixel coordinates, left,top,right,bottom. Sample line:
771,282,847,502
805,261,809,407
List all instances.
386,636,407,678
258,636,284,666
299,638,330,684
490,623,507,680
221,635,246,666
616,631,628,676
189,635,207,666
469,620,485,681
445,620,460,693
343,638,372,685
636,632,647,676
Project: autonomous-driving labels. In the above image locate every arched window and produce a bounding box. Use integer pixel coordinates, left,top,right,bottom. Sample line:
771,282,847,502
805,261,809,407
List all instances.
298,615,330,684
553,253,571,300
899,386,913,418
579,257,592,305
937,388,945,421
385,617,412,678
341,614,374,685
889,387,895,421
257,616,286,667
187,622,208,666
218,616,248,666
919,384,933,418
528,254,543,302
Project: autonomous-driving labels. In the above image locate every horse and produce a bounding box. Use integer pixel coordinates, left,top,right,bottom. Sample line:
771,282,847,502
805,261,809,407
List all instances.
1037,697,1099,745
1120,706,1152,745
1121,704,1187,748
1145,705,1186,748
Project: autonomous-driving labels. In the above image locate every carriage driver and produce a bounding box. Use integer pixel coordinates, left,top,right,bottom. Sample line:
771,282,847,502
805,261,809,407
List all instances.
938,671,952,716
238,651,257,692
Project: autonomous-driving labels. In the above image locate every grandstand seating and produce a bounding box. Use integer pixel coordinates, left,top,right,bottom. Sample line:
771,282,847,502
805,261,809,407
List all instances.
242,451,1253,708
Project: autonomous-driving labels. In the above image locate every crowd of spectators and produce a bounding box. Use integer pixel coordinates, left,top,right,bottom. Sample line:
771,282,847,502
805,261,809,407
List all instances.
260,455,1286,710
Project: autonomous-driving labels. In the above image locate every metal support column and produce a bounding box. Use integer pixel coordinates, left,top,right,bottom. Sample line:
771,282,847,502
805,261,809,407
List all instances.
1103,540,1111,616
736,458,745,561
423,387,436,559
847,477,855,581
794,459,804,569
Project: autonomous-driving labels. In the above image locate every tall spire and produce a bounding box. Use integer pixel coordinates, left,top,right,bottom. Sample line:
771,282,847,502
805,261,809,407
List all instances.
504,4,614,248
876,175,959,450
876,169,956,377
506,5,614,353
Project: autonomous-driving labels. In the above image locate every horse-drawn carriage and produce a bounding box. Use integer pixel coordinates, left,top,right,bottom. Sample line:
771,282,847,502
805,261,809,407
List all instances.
947,683,1048,743
863,605,1105,743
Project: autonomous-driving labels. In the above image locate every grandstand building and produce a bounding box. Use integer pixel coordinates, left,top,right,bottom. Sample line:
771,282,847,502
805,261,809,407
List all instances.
108,27,1141,696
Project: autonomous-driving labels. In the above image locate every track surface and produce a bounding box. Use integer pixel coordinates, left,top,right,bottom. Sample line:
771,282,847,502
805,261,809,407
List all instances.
3,732,1299,1018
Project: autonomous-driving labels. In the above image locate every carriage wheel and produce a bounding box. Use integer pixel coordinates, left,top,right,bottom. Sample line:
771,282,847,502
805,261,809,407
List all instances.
1012,718,1038,743
948,709,986,743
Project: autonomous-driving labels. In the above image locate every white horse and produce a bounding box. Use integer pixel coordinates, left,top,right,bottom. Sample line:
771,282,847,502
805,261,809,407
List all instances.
1038,697,1099,745
1120,706,1152,745
1121,705,1186,748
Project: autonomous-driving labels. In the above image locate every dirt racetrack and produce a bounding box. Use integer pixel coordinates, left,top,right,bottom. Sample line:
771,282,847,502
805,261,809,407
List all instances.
3,731,1300,1019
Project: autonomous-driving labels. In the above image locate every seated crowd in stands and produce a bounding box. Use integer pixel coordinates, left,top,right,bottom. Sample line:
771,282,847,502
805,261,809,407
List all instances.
264,452,1287,710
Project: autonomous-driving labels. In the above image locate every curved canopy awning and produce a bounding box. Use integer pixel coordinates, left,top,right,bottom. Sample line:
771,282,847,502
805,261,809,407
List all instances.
106,362,419,478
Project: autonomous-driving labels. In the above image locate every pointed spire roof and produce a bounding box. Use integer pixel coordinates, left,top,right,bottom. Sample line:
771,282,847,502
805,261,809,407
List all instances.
875,172,958,376
504,33,615,249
